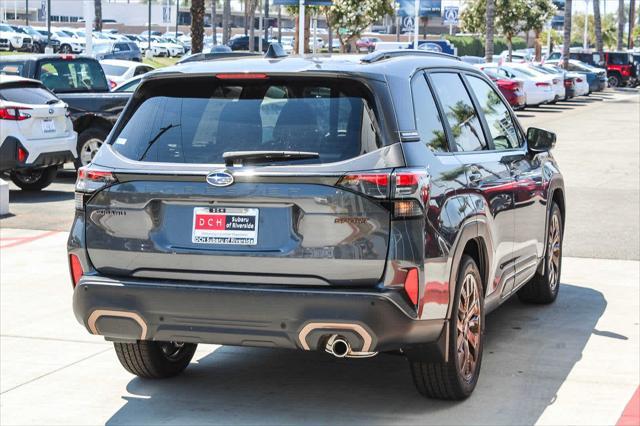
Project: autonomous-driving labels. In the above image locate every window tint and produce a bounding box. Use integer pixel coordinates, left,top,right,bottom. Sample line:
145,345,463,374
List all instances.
112,78,380,165
430,73,487,152
0,84,58,104
101,64,128,76
115,43,130,51
411,74,448,152
133,66,152,76
37,59,109,92
467,76,520,150
0,62,25,76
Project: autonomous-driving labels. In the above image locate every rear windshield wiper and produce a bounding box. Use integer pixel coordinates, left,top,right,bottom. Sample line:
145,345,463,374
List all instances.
138,123,181,161
222,150,320,166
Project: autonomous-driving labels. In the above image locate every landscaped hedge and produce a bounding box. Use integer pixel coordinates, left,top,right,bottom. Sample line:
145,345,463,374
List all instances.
444,35,527,57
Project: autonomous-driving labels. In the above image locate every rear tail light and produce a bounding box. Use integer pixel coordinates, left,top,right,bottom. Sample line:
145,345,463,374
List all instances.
337,169,429,218
404,267,419,305
535,82,550,87
69,253,84,288
576,77,583,83
60,54,76,60
0,106,32,121
75,166,117,208
17,146,28,162
564,79,574,88
497,79,518,90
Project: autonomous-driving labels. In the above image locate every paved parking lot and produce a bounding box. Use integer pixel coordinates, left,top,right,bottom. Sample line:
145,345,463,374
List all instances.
1,88,639,425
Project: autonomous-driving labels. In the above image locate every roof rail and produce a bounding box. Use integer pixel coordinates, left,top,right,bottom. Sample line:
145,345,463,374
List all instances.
361,49,461,64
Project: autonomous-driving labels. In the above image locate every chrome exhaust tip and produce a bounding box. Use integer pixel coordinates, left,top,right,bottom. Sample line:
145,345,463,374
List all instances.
325,334,350,358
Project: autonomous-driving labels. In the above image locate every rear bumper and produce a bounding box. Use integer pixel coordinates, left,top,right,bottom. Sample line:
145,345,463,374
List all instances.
72,275,446,354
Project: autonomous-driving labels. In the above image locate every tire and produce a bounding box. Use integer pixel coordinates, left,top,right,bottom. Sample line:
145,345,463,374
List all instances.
10,166,58,191
75,127,109,169
517,203,563,304
409,255,484,400
113,340,197,379
608,74,621,88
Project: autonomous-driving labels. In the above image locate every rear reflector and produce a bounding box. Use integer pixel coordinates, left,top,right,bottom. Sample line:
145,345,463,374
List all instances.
69,254,83,288
576,77,583,83
404,268,419,305
17,146,28,162
394,200,423,217
216,73,268,80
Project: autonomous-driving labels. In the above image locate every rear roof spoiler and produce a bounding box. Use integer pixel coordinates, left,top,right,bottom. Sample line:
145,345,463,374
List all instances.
361,49,461,63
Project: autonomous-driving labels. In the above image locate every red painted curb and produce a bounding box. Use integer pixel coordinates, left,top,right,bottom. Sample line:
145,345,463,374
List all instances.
617,386,640,426
0,230,60,249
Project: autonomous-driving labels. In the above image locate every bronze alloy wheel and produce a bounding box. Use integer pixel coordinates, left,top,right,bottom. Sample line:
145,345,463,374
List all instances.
456,271,482,383
547,213,561,291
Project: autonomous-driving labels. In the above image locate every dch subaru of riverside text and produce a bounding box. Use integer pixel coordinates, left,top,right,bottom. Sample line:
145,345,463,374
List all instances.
68,50,565,400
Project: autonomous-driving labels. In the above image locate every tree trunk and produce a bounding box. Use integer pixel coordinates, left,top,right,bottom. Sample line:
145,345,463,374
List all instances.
593,0,603,61
617,0,624,49
248,0,256,51
534,30,542,62
304,10,310,53
212,0,217,45
629,0,636,49
94,0,102,32
507,34,513,62
293,7,310,54
485,0,495,63
191,0,205,54
222,0,231,44
563,0,572,69
244,0,249,36
327,21,333,53
277,5,282,42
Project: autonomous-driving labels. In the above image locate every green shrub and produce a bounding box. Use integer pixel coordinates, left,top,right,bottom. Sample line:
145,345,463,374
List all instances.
445,35,527,57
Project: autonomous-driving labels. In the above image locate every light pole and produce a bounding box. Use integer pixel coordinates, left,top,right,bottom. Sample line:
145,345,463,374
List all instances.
297,0,304,55
25,0,29,25
176,0,179,39
583,0,590,49
148,0,152,52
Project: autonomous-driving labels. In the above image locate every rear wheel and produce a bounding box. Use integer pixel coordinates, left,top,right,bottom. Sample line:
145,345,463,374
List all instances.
608,73,621,88
10,166,58,191
60,44,72,54
518,203,563,304
75,127,108,169
113,340,197,379
409,255,484,400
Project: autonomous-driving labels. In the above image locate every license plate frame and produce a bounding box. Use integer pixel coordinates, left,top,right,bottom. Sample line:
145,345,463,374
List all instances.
41,119,56,134
192,207,259,246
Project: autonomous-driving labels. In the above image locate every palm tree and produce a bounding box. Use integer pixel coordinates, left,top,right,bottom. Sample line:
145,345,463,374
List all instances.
485,0,495,63
629,0,636,49
222,0,231,44
248,0,257,51
191,0,205,54
562,0,572,69
94,0,102,32
617,0,624,49
593,0,603,60
212,0,217,45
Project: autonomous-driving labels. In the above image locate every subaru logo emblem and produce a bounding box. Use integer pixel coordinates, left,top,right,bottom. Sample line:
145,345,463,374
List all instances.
206,170,234,187
49,108,54,114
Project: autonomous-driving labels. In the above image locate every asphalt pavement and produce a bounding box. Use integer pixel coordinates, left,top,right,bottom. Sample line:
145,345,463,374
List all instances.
1,88,639,425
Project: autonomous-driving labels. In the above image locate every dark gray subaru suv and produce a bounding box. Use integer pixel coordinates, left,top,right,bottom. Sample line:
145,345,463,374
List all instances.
68,51,565,400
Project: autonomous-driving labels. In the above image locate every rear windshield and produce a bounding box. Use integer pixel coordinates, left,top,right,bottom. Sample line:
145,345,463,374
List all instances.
0,84,57,104
0,62,26,77
36,59,109,93
101,64,128,76
111,77,381,165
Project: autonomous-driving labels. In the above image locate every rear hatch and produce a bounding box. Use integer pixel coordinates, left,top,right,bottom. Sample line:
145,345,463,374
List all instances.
83,74,404,286
0,81,71,140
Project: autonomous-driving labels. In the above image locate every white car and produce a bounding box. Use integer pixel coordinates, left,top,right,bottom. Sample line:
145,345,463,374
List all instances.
51,30,86,54
0,23,32,52
0,76,77,190
100,59,154,87
525,63,566,102
151,36,185,57
567,72,590,96
478,63,555,106
138,37,170,57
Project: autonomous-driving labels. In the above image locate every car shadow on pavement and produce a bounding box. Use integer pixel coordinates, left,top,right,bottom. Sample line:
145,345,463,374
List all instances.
8,188,74,203
106,283,606,425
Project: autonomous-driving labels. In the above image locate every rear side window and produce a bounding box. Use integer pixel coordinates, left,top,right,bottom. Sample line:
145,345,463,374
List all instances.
112,78,381,165
37,59,109,93
0,84,57,104
0,62,26,77
410,74,448,152
430,73,487,152
466,76,520,150
101,64,128,76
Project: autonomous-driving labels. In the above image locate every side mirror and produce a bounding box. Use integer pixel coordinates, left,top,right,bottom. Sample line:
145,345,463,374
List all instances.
527,127,556,152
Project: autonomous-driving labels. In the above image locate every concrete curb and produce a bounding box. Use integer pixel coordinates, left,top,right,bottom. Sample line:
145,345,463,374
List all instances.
0,178,9,216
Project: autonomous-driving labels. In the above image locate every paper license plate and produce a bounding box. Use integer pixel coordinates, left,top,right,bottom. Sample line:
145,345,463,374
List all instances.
192,207,259,245
41,119,56,134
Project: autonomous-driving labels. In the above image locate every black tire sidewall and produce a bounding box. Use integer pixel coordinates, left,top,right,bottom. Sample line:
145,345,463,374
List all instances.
10,166,58,191
75,127,109,169
449,255,485,396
